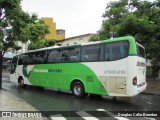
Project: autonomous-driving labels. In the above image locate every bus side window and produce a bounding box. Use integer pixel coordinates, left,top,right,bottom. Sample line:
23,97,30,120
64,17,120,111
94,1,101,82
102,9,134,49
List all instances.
34,51,47,64
81,45,101,62
47,50,62,63
28,53,34,64
104,46,111,61
23,54,28,64
120,42,128,58
10,56,18,74
104,41,129,61
62,47,80,62
112,45,121,60
18,55,23,65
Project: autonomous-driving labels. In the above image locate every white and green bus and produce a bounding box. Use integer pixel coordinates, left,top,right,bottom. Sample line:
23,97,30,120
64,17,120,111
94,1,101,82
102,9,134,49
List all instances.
10,36,146,98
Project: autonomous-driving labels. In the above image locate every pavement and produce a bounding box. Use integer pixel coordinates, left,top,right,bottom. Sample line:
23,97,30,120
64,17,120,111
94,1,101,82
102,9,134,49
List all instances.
0,71,160,119
0,90,45,120
0,72,46,120
143,78,160,95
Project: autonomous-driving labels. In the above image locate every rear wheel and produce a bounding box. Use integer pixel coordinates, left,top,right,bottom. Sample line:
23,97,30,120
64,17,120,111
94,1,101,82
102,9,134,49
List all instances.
71,82,86,98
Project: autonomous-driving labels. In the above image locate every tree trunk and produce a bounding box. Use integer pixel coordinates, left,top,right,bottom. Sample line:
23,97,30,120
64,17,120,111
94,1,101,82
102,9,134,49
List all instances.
0,51,2,89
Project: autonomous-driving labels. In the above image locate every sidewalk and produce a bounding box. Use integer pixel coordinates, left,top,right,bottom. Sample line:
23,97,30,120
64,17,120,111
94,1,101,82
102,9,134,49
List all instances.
0,90,45,120
142,78,160,95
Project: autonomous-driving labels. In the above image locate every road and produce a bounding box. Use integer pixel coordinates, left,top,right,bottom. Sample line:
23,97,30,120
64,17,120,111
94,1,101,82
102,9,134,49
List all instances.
2,72,160,120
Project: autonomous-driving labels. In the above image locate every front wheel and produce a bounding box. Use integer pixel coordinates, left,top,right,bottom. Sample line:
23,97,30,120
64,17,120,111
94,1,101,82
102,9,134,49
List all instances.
19,78,26,88
71,82,86,98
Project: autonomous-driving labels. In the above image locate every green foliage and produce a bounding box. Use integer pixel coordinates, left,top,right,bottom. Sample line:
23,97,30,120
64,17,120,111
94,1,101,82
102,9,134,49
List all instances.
28,39,56,50
28,39,45,50
96,0,160,61
45,39,56,47
0,0,49,55
22,19,49,42
89,34,100,41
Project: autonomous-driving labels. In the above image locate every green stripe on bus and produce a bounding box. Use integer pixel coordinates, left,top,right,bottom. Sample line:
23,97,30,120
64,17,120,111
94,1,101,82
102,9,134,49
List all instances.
27,63,109,96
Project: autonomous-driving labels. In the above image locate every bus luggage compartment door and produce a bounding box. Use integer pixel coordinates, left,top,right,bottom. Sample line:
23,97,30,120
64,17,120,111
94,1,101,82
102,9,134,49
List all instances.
99,76,126,96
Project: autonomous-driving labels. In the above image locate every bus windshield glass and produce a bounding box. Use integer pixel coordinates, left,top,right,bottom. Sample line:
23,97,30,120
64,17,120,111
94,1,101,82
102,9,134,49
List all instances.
136,43,145,58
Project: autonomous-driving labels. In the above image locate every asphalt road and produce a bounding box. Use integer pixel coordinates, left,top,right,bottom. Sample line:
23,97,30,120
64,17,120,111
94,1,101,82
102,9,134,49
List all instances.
2,73,160,120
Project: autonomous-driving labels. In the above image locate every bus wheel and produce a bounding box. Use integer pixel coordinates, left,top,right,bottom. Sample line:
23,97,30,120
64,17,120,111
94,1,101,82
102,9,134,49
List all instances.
19,78,26,88
71,82,85,98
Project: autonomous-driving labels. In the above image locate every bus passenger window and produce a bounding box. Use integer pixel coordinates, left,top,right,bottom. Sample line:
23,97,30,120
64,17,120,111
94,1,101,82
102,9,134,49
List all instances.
104,47,110,61
112,46,121,60
33,52,46,64
104,41,128,61
18,55,23,65
47,50,62,63
28,54,34,64
10,56,18,74
62,47,80,62
23,54,28,64
81,45,101,62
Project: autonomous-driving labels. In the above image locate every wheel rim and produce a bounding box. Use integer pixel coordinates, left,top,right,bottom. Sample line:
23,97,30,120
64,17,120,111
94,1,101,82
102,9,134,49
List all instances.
74,85,81,95
20,80,24,86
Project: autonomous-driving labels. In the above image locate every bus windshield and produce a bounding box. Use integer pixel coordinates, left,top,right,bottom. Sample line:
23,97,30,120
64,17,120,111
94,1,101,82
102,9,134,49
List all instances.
136,43,145,58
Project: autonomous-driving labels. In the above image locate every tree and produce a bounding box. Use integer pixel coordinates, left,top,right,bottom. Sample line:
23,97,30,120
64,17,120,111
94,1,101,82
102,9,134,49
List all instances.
89,34,101,42
45,39,56,47
97,0,160,62
0,0,49,89
28,39,56,50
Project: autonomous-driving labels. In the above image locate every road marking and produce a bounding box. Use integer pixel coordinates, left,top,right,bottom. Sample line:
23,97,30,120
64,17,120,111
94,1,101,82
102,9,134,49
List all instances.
97,109,106,111
114,117,130,120
144,117,156,120
76,111,99,120
146,102,152,105
97,109,130,120
50,114,67,120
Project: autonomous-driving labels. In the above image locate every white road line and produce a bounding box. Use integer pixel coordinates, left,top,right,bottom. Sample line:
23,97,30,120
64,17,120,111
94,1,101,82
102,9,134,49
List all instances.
76,111,99,120
114,117,130,120
97,109,106,111
50,114,67,120
144,117,157,120
97,109,130,120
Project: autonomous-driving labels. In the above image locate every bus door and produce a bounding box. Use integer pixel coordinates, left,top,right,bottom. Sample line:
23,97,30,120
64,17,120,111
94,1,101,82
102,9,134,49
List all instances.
10,56,18,82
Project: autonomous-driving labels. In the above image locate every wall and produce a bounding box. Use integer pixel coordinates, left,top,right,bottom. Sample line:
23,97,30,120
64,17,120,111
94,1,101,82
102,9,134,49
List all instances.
56,34,94,46
41,17,65,41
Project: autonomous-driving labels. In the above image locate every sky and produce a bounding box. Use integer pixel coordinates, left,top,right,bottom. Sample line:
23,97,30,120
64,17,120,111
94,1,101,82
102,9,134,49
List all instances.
21,0,109,38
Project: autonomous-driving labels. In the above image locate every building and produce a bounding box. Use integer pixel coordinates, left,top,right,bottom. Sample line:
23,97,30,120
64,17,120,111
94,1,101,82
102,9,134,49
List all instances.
16,41,29,54
41,17,65,41
3,52,16,71
56,33,95,46
14,17,65,54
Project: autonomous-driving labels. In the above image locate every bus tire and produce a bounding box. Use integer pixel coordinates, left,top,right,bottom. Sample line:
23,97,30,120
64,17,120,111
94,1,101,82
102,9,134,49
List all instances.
71,81,86,98
19,77,26,88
